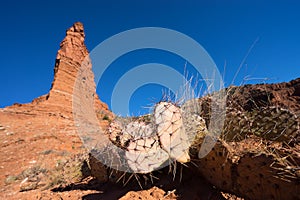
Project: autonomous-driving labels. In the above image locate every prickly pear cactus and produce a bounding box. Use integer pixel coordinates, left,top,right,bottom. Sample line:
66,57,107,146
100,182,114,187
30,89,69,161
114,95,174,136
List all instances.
106,101,206,174
89,90,299,199
249,106,299,141
189,96,300,200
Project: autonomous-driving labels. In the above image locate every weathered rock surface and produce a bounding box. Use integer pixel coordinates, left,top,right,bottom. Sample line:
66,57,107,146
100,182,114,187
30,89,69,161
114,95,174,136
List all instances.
119,186,176,200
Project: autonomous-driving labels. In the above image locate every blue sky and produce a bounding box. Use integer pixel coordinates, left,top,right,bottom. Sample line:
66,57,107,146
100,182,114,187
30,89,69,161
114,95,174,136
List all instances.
1,0,300,116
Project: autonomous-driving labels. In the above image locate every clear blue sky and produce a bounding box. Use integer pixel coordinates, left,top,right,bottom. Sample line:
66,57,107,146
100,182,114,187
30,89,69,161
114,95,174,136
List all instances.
1,0,300,116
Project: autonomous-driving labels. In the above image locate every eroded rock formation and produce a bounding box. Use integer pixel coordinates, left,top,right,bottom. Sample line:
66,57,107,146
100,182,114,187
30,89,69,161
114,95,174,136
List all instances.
0,22,112,199
5,22,110,119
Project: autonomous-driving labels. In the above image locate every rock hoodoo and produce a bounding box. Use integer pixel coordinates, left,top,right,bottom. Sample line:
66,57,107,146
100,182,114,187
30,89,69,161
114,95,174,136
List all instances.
6,22,110,119
0,23,112,199
48,22,89,103
47,22,108,117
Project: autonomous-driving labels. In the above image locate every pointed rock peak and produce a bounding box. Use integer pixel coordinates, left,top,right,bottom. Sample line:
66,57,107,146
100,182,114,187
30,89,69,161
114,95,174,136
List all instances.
56,22,88,64
67,22,85,37
46,22,109,116
4,22,111,121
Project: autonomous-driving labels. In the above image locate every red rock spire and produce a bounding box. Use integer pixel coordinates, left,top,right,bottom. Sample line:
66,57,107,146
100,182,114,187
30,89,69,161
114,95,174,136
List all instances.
5,22,110,120
49,22,89,101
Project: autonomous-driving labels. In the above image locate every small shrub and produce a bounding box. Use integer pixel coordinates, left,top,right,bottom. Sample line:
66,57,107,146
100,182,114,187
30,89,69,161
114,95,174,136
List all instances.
5,175,18,184
102,115,110,121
